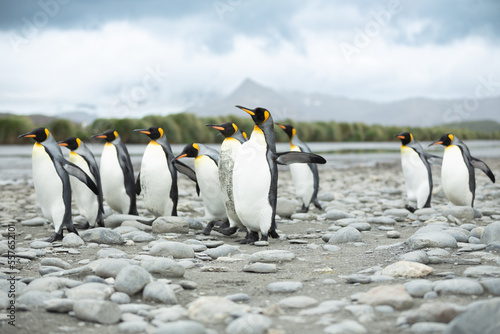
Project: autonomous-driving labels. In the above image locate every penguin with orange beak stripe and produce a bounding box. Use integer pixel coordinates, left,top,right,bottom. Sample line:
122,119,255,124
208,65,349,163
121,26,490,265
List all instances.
277,123,323,213
92,130,138,215
18,128,98,242
134,126,198,217
175,143,228,234
58,137,104,228
206,122,247,236
430,133,495,207
232,105,326,244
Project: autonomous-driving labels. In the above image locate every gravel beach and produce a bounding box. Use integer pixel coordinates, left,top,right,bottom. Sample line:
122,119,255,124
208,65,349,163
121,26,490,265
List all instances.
1,158,500,334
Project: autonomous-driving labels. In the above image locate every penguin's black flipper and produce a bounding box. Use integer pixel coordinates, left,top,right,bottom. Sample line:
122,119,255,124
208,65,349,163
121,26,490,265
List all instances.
275,152,326,165
471,157,496,183
135,172,142,195
63,162,99,195
173,160,201,196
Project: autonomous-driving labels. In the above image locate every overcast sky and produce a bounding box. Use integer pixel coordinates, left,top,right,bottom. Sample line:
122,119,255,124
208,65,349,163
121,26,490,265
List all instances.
1,0,499,118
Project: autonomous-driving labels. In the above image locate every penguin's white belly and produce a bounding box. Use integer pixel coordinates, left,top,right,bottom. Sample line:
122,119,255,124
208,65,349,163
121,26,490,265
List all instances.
219,138,243,227
32,143,65,231
69,152,99,225
233,139,272,233
140,143,173,217
401,147,430,208
100,144,129,213
195,156,226,221
289,161,314,206
442,145,472,206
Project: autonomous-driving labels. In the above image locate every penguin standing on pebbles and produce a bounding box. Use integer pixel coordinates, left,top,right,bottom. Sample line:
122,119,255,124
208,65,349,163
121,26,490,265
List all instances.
206,122,247,236
175,143,227,233
92,130,138,215
430,133,495,207
58,137,104,228
277,124,323,213
232,105,326,244
395,132,442,211
18,128,98,242
134,127,198,217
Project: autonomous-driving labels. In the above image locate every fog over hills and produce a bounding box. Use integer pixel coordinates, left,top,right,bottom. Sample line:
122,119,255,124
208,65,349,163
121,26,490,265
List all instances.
195,78,500,127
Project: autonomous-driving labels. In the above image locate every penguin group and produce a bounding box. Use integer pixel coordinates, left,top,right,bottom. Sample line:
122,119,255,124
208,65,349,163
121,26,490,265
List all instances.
395,132,495,210
19,110,495,244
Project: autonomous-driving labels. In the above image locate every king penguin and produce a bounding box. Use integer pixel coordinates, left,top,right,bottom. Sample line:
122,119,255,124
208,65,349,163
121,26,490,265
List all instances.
134,126,197,217
92,130,138,215
430,133,495,206
175,143,228,232
206,122,247,236
233,105,326,244
58,137,104,228
395,132,442,211
277,124,323,213
18,128,98,242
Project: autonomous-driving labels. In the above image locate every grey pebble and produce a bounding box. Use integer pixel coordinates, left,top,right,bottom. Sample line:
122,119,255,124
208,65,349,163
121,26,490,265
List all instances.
152,216,189,234
62,233,85,247
225,293,250,303
399,250,429,264
179,280,198,290
480,221,500,244
115,265,152,296
387,230,401,238
143,281,177,304
110,291,131,304
278,295,318,309
443,298,500,334
324,320,367,334
276,198,296,218
410,322,448,334
95,258,132,278
44,298,74,313
480,278,500,295
140,256,185,278
443,206,475,222
73,299,121,324
30,240,53,249
96,247,129,259
39,266,63,276
267,281,302,293
463,265,500,277
118,321,150,333
226,314,272,334
21,217,46,226
328,226,362,244
344,274,371,284
153,320,206,334
122,230,155,243
405,280,434,297
248,250,295,263
41,257,72,269
345,304,375,322
325,209,353,221
17,290,56,309
80,228,124,244
149,241,195,259
367,216,397,225
406,232,458,249
434,278,484,295
203,244,241,259
66,282,114,300
243,262,277,273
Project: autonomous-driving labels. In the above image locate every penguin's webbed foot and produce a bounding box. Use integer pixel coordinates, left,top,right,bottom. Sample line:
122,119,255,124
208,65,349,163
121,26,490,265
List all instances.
405,205,416,213
260,234,268,242
296,204,309,213
46,231,63,243
74,221,90,230
213,226,238,236
96,219,105,228
313,201,324,211
268,229,280,239
202,221,216,235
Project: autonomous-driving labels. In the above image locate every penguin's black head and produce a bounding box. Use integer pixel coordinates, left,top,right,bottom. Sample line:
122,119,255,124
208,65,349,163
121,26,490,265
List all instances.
92,130,118,142
277,124,295,139
395,132,412,146
175,143,199,160
236,105,272,126
58,137,81,151
206,122,237,138
134,127,164,140
430,133,454,147
18,127,50,143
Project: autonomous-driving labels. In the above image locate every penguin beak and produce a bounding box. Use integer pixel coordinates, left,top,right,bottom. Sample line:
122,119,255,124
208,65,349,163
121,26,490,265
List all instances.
58,142,68,147
277,124,286,130
91,134,106,139
133,129,150,135
18,133,36,138
395,135,405,139
235,105,255,116
175,154,187,160
208,125,225,131
429,140,442,147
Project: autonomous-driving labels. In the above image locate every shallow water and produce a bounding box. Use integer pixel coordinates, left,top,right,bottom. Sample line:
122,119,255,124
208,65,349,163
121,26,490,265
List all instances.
1,140,499,184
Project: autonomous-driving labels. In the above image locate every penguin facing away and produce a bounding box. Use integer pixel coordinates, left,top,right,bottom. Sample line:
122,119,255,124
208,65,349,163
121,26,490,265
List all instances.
395,132,442,211
92,130,138,215
18,128,98,242
58,137,104,228
175,143,228,232
134,127,198,217
206,122,247,236
232,105,327,244
277,123,323,213
430,133,495,207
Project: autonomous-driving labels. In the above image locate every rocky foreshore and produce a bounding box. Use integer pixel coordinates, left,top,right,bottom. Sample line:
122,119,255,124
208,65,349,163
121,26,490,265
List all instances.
1,160,500,334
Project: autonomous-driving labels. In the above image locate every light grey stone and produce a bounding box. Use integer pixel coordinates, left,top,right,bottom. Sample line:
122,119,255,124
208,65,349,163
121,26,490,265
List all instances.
358,284,414,310
203,244,241,259
118,321,150,333
345,304,375,323
480,278,500,295
383,209,410,217
149,241,195,259
267,281,302,293
399,250,429,264
243,262,277,273
406,232,458,249
95,259,132,278
276,198,296,218
17,290,56,308
350,222,372,231
225,293,250,303
444,229,469,242
115,265,152,295
481,221,500,244
434,278,484,295
80,228,124,244
30,240,53,249
96,247,129,259
21,277,63,293
322,244,342,252
143,281,177,304
443,206,475,222
382,261,433,278
40,257,72,269
328,226,362,244
463,265,500,278
248,250,295,263
226,314,272,334
187,296,249,324
410,322,448,333
122,230,155,243
39,266,63,276
444,298,500,334
405,280,434,297
73,299,121,324
110,291,131,304
367,217,397,225
278,296,318,309
324,320,367,334
153,320,206,334
326,209,353,221
21,217,46,226
140,256,185,278
44,298,74,313
66,282,114,300
62,233,85,247
407,302,465,324
152,216,189,234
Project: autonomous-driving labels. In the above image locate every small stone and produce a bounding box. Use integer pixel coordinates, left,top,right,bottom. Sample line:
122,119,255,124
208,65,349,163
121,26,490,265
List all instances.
399,250,429,264
143,281,177,304
387,231,401,239
149,241,195,259
66,282,114,300
140,256,185,278
328,226,362,244
40,257,72,269
443,206,475,222
225,293,250,303
254,241,270,246
463,265,500,278
39,266,63,276
322,244,341,252
325,209,353,221
30,240,53,249
443,298,500,334
21,217,46,226
243,262,277,273
248,250,295,263
226,314,272,334
434,278,484,295
152,216,189,234
267,281,302,293
80,228,124,244
118,321,150,333
344,274,371,284
62,233,85,247
179,280,198,290
153,320,206,334
345,304,375,322
187,296,249,324
480,278,500,295
367,217,397,225
276,198,296,218
382,261,433,278
95,259,132,278
407,302,465,324
17,290,56,309
96,247,129,259
73,299,121,324
324,320,367,334
278,296,318,309
115,265,152,295
410,322,448,333
480,221,500,244
406,232,458,249
358,285,413,310
122,230,155,243
110,292,131,304
44,298,74,313
405,280,434,297
203,244,241,259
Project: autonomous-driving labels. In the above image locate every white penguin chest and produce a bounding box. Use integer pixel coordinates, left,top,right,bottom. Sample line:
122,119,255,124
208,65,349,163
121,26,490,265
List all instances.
442,145,472,205
32,143,63,217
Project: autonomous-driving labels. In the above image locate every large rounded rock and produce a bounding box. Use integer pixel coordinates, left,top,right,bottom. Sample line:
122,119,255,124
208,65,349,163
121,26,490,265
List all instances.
480,221,500,244
140,257,185,278
80,228,124,244
406,232,457,249
276,198,296,218
149,241,195,259
152,217,189,234
73,299,121,324
328,226,362,244
187,296,250,324
114,265,151,295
